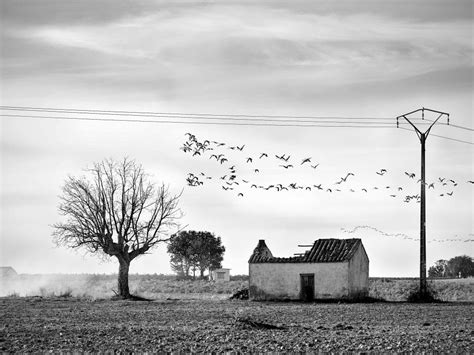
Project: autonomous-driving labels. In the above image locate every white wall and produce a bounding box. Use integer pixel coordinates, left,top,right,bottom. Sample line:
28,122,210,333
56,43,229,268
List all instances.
211,269,230,282
249,262,349,300
348,244,370,297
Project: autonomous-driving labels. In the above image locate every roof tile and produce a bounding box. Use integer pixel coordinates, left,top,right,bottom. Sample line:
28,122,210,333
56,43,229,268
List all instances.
249,238,361,263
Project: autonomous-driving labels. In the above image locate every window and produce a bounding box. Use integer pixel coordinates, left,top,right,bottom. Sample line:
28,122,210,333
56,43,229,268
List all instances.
217,272,225,280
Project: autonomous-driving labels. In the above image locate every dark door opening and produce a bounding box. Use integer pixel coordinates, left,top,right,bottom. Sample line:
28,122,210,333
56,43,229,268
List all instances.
300,274,314,301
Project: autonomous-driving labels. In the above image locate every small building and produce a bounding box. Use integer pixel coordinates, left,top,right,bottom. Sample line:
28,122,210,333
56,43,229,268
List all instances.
211,268,231,282
249,238,369,301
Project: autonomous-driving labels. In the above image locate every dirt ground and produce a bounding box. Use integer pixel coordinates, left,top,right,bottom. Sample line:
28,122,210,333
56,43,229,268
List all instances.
1,297,472,352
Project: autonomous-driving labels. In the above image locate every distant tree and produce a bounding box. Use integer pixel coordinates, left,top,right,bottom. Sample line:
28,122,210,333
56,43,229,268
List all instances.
168,231,225,279
428,256,474,278
53,158,182,299
428,259,448,278
447,255,474,278
167,233,193,277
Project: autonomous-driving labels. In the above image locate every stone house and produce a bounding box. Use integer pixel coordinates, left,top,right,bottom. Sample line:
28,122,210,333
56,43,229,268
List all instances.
248,238,369,301
211,268,231,282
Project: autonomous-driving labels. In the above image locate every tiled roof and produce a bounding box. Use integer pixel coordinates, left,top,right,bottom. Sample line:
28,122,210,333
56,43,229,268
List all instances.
249,238,362,263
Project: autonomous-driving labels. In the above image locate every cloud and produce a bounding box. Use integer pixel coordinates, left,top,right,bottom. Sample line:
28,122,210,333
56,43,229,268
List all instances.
4,5,471,91
3,3,470,118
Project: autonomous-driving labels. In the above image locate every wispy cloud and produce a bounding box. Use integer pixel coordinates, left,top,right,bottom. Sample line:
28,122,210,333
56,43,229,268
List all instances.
6,4,471,88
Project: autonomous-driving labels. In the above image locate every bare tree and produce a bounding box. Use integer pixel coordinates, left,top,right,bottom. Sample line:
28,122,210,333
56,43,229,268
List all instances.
53,158,182,299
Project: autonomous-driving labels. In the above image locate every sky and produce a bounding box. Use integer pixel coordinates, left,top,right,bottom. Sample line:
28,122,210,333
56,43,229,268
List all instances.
0,0,472,277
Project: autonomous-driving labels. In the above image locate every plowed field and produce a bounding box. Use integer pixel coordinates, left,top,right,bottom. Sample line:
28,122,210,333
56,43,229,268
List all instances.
1,298,472,352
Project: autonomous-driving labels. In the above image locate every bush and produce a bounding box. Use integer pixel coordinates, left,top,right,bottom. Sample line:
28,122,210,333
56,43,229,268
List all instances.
406,282,440,303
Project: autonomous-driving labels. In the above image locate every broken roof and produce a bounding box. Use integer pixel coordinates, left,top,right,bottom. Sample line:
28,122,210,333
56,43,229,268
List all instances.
249,238,362,263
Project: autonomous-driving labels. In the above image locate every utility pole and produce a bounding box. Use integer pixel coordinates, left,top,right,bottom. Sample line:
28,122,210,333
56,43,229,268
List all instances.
396,108,449,298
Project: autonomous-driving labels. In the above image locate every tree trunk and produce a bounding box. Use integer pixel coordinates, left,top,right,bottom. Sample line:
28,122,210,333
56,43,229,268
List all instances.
117,257,131,298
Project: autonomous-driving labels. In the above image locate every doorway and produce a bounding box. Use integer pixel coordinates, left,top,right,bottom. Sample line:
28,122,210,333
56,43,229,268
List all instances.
300,274,314,301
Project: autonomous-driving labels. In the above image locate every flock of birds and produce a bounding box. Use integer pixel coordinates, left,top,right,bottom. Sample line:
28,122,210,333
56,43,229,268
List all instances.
181,133,473,202
341,226,474,243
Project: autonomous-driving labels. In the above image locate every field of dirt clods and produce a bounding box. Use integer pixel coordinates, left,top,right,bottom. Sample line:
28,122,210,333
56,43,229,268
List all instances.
1,297,472,352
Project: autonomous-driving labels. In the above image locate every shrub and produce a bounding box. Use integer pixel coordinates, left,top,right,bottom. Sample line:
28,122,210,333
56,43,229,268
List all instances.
406,282,440,303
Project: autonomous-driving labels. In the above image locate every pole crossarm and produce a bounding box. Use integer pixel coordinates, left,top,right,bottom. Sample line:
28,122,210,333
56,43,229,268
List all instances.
397,107,449,143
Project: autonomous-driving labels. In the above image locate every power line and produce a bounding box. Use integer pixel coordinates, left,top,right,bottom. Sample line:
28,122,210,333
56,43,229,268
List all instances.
0,105,397,120
421,118,473,132
398,127,473,145
0,111,399,125
447,123,474,132
1,106,470,144
439,123,474,132
0,114,399,128
2,113,470,140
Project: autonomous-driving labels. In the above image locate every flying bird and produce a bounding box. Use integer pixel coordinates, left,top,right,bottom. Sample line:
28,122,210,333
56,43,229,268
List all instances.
180,142,193,153
310,164,319,169
280,164,293,169
301,157,312,165
428,183,435,189
468,180,474,184
343,172,354,181
236,144,245,151
447,191,453,196
238,193,244,197
210,154,224,161
376,169,387,176
185,133,196,141
254,169,260,173
259,153,268,159
405,172,416,178
246,157,253,163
